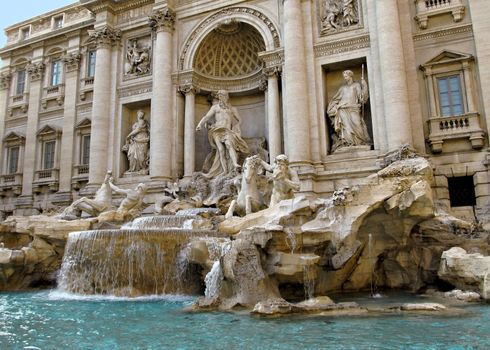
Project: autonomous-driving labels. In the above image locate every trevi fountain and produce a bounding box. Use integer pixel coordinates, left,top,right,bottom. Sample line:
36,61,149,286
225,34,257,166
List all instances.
1,0,490,349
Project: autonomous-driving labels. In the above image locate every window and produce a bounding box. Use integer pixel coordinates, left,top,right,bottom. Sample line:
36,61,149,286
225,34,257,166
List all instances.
15,69,26,96
87,51,96,78
53,16,63,29
448,176,476,207
21,27,30,40
51,60,62,86
437,75,464,117
81,134,90,165
43,140,56,169
7,146,19,174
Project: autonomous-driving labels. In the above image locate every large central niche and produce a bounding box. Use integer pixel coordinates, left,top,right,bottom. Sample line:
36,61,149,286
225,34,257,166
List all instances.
192,21,269,170
193,21,266,79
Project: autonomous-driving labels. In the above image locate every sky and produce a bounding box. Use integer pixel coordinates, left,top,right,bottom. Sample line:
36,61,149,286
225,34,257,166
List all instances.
0,0,75,47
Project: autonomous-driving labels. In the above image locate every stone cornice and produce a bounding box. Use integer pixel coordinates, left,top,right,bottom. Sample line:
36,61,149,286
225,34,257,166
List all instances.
258,49,284,69
413,23,473,42
149,8,176,33
88,26,122,49
81,0,154,14
26,62,45,82
314,34,370,58
173,69,264,93
62,52,82,72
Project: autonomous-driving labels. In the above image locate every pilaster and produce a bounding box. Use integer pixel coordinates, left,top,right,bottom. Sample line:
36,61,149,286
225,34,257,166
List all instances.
179,84,199,178
263,67,282,161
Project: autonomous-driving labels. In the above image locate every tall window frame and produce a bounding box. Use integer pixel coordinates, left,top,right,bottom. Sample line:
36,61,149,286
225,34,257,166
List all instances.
50,60,63,86
15,69,26,96
2,132,25,176
436,73,465,117
87,50,96,78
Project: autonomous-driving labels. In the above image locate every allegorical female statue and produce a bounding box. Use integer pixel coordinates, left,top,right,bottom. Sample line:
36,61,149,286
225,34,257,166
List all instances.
327,70,370,152
123,110,150,174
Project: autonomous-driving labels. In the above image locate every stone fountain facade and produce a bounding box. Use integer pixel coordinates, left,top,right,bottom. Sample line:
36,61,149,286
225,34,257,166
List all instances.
1,0,490,311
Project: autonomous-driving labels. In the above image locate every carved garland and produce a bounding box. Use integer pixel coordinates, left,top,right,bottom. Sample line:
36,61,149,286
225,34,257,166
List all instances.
179,7,281,71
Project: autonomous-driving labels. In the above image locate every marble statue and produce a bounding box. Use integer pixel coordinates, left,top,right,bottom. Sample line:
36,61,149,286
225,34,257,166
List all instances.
59,171,113,220
225,155,267,218
327,70,370,152
321,0,359,32
196,90,249,178
122,110,150,174
108,179,148,216
263,154,300,207
125,40,151,75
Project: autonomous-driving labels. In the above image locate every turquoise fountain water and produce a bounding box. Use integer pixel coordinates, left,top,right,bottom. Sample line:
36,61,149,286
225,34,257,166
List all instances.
1,290,489,349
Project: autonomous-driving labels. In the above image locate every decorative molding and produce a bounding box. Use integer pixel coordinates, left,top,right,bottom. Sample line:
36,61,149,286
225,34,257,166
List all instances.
148,8,176,33
88,26,121,49
117,82,152,98
413,23,472,42
258,49,284,69
26,62,45,81
314,34,370,58
62,52,82,72
320,0,363,36
173,69,264,93
0,72,12,90
179,7,281,71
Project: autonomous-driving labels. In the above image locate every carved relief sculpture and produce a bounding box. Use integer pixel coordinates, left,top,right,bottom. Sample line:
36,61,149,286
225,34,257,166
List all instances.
125,39,151,76
122,110,150,175
327,70,370,152
321,0,359,34
196,90,250,179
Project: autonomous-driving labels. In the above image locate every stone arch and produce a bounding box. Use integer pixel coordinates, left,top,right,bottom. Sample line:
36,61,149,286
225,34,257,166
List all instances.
179,6,281,71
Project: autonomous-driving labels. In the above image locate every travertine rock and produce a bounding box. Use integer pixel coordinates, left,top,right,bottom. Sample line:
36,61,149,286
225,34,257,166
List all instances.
438,247,490,299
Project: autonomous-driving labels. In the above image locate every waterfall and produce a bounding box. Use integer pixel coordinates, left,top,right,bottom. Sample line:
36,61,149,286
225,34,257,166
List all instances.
204,260,223,299
57,215,218,297
368,233,381,298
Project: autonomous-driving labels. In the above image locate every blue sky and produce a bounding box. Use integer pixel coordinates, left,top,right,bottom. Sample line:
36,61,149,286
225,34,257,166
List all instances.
0,0,75,47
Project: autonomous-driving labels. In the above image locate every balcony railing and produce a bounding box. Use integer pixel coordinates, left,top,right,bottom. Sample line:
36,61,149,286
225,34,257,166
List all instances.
8,93,29,116
427,112,485,153
0,173,23,195
415,0,464,29
41,84,65,109
33,168,59,193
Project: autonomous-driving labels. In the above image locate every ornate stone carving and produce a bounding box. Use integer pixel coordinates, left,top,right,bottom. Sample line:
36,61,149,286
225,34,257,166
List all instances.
0,72,12,90
148,8,176,32
59,171,113,220
320,0,360,34
263,154,300,207
108,180,148,218
178,84,199,95
122,110,150,175
314,34,370,57
327,70,370,152
196,90,250,179
179,7,281,71
88,26,121,49
125,39,151,76
62,52,81,72
26,62,45,82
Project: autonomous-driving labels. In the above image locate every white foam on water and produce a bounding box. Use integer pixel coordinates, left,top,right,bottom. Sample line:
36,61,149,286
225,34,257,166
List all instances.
47,290,196,303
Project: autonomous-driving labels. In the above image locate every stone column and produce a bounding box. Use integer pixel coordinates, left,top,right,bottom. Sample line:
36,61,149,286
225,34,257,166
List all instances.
263,67,282,161
20,62,44,202
149,8,176,181
87,26,120,185
179,84,198,178
375,0,413,149
0,73,11,169
282,0,311,164
56,52,81,201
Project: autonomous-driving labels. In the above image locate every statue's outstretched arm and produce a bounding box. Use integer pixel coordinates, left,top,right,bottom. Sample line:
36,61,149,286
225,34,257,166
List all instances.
196,106,215,131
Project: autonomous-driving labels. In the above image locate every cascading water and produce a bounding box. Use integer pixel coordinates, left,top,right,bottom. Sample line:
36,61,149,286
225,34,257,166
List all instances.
57,214,220,297
204,260,224,299
368,233,381,298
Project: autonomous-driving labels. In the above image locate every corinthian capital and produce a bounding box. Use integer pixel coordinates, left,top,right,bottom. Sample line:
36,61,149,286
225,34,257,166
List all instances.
88,26,121,49
263,66,282,78
149,8,176,33
178,84,199,95
26,62,45,82
62,52,82,72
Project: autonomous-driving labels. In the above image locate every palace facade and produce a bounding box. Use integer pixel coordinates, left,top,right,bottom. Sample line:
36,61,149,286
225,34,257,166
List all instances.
0,0,489,223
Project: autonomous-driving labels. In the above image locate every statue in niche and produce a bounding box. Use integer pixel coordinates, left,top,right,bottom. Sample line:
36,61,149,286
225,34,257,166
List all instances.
196,90,250,179
122,110,150,175
59,171,113,220
321,0,359,33
125,40,151,75
108,180,148,217
327,70,370,152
